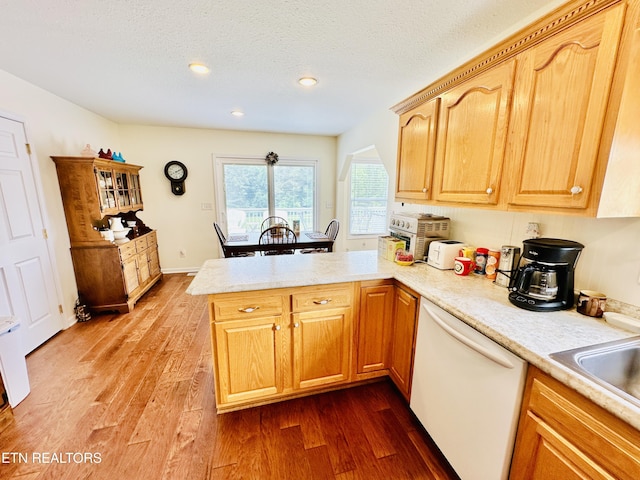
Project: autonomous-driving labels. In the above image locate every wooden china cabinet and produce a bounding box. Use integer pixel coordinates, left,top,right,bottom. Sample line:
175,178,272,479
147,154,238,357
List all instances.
51,156,162,313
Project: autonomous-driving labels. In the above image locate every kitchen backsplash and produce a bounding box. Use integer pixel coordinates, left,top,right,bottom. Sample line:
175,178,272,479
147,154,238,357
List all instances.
393,204,640,309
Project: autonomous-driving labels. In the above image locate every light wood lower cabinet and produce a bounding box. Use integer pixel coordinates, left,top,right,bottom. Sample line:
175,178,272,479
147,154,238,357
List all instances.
510,366,640,479
210,284,354,412
356,281,395,375
388,285,419,400
70,231,161,313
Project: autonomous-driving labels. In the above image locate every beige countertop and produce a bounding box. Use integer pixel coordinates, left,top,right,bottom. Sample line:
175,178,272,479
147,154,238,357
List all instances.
187,250,640,430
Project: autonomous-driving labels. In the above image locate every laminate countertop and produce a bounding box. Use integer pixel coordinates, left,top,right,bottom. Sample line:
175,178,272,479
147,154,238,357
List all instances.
187,250,640,430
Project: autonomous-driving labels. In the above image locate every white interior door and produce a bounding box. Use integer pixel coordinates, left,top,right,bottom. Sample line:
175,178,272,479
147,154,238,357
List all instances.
0,115,62,354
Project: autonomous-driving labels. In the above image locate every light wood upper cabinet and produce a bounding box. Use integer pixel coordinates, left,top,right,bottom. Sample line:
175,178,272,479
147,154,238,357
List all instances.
432,60,516,205
507,3,625,211
393,0,640,217
395,98,439,202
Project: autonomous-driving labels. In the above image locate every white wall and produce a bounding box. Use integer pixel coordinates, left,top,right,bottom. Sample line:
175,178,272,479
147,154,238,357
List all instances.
0,69,121,323
118,125,337,272
337,110,640,308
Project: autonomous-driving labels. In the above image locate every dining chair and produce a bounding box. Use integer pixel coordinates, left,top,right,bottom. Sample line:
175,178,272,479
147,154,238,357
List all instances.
260,216,289,232
259,225,297,255
213,222,255,258
301,219,339,254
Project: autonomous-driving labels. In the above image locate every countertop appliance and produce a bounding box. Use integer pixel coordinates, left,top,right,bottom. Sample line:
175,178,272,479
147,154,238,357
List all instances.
508,238,584,312
411,298,527,480
426,240,463,270
388,213,449,261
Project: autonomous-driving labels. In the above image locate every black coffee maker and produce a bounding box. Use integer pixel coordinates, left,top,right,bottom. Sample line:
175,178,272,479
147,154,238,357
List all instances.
508,238,584,312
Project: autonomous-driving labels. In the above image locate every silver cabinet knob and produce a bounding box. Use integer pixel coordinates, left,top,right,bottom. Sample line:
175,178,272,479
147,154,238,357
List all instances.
238,306,259,313
570,186,583,195
293,322,300,328
274,324,281,331
486,187,494,195
422,187,428,193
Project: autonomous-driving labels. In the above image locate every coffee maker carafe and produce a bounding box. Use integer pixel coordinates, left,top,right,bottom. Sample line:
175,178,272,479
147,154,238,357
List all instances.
509,238,584,312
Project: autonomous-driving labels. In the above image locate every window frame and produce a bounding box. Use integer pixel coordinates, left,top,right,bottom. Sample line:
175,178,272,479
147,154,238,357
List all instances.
347,157,389,237
213,154,319,234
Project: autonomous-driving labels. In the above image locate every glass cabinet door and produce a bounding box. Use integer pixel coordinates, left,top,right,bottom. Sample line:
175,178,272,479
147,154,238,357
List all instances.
115,172,131,208
96,168,117,212
130,173,143,208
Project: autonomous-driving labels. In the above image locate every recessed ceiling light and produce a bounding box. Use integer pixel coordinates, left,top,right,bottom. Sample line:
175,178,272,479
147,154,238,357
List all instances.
189,63,210,74
231,110,244,117
298,77,318,87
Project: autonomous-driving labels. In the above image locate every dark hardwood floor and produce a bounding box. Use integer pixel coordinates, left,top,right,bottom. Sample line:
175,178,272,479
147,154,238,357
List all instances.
0,274,458,479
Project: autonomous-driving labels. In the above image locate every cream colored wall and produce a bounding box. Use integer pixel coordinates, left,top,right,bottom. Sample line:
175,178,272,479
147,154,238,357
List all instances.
337,109,640,308
118,125,337,272
0,69,121,324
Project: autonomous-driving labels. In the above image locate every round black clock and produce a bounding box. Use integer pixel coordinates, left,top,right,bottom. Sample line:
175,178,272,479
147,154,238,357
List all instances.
164,161,188,195
164,160,188,181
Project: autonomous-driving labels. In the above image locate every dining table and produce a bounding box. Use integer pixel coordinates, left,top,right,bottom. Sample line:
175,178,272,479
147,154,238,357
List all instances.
224,231,334,256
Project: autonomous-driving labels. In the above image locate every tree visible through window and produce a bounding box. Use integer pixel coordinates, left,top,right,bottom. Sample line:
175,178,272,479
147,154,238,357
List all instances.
217,157,317,234
349,160,388,235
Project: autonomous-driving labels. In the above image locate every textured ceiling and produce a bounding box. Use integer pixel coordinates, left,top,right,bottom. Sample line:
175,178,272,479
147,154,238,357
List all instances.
0,0,565,136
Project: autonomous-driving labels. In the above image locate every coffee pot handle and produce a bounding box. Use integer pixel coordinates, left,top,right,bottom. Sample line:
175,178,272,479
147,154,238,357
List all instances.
513,264,535,292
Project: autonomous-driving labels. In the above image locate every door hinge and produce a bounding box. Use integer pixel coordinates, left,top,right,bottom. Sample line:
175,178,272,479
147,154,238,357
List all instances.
42,228,48,239
25,143,31,155
58,304,63,314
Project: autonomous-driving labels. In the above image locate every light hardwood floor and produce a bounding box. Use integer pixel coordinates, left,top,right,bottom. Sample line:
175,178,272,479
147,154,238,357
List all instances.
0,274,458,479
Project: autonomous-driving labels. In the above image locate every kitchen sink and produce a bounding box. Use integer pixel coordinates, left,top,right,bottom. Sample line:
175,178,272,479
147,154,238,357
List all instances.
550,336,640,408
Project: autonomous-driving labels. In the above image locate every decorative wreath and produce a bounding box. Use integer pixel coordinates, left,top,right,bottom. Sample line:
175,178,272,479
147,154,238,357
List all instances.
265,151,279,165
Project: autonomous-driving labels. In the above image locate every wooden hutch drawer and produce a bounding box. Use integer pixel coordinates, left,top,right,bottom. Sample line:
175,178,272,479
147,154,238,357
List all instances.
119,241,137,261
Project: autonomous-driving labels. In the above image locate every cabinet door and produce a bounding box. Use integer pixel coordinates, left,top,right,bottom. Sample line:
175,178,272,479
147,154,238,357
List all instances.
510,411,614,479
432,59,515,205
357,283,394,374
395,98,439,202
214,316,284,405
507,4,625,210
122,257,139,294
95,167,118,214
292,308,351,390
389,286,418,399
129,172,144,210
137,252,150,285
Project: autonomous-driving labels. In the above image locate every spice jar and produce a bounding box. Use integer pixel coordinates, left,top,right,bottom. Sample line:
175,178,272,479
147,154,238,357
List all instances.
474,248,489,275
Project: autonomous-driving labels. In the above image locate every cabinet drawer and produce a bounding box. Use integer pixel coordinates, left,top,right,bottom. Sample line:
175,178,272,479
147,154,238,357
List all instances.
135,236,148,252
146,231,157,248
212,295,284,321
291,284,352,312
119,242,137,261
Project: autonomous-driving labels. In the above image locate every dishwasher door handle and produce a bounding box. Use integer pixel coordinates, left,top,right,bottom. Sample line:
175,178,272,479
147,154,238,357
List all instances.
424,305,515,369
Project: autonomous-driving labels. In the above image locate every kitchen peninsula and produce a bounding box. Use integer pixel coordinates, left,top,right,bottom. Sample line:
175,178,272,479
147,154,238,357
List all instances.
187,250,640,425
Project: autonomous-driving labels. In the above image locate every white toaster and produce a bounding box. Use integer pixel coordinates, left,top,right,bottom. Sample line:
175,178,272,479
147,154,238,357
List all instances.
427,240,464,270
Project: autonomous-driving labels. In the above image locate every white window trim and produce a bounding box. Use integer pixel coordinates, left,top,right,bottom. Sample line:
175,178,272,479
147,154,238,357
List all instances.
346,157,389,238
212,154,319,232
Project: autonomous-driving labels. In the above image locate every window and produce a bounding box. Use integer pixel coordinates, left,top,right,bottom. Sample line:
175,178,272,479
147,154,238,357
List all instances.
349,160,388,235
215,156,317,234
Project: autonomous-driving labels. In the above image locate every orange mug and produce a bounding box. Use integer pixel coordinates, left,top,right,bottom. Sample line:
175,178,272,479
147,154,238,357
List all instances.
454,257,474,276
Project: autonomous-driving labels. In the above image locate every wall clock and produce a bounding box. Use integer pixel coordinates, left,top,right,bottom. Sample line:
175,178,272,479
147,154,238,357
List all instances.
164,160,188,195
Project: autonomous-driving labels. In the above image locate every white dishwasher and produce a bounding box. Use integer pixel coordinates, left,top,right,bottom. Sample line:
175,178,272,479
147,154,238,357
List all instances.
410,298,526,480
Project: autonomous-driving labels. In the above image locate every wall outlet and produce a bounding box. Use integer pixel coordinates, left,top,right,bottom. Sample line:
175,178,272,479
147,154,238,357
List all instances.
179,249,187,258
